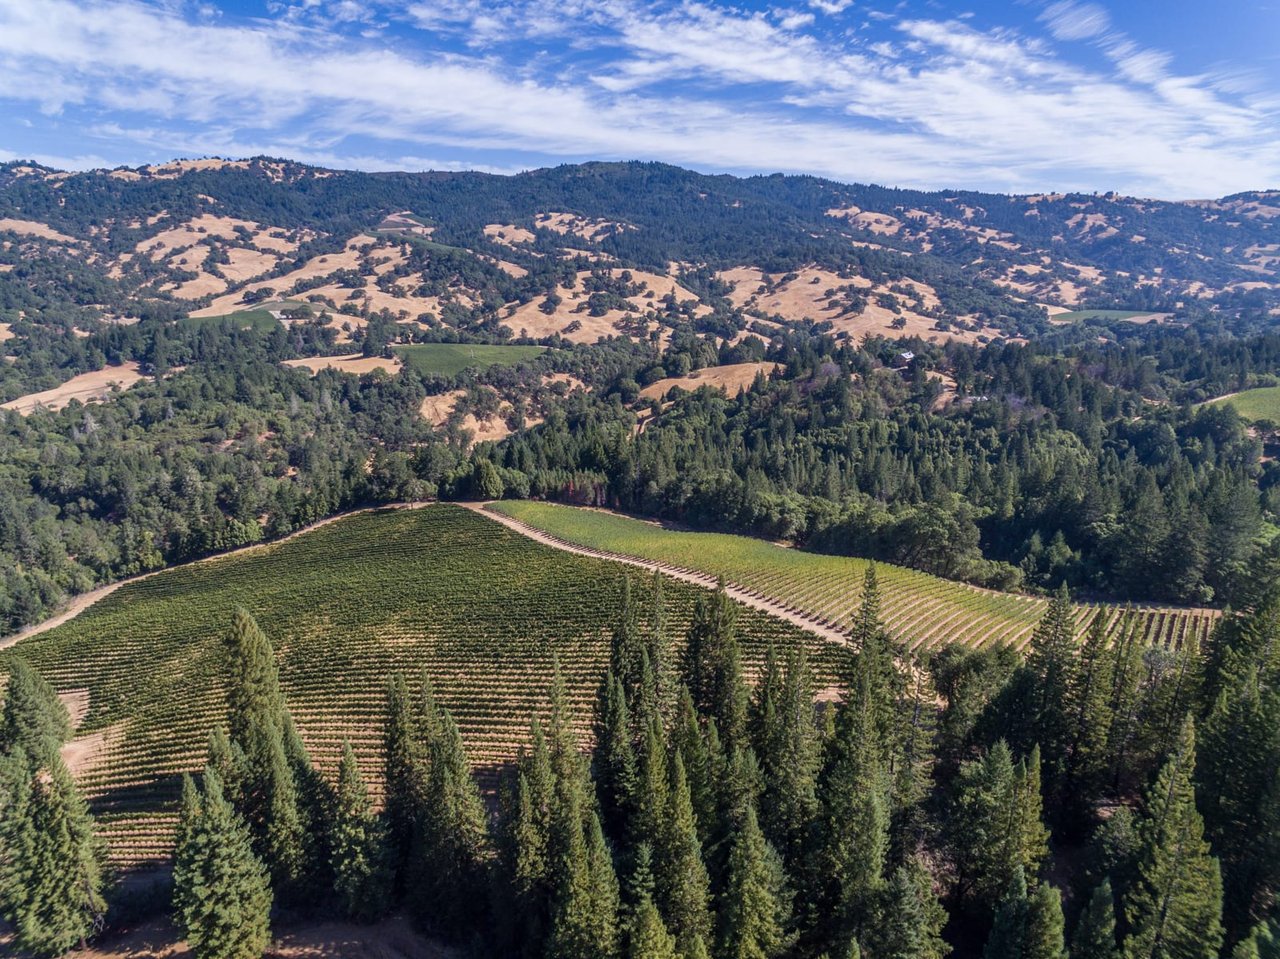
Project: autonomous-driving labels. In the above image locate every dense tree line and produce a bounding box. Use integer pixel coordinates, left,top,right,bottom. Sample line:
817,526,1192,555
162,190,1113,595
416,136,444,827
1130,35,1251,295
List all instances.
9,552,1278,957
479,328,1273,605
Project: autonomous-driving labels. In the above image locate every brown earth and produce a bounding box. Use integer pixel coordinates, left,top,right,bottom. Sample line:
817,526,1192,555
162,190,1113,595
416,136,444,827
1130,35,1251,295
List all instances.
0,217,77,243
1,362,148,414
283,354,402,376
640,361,778,400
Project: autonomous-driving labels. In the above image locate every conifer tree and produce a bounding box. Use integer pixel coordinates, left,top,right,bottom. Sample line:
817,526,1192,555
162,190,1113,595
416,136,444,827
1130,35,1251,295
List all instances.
983,869,1064,959
984,870,1032,959
1072,880,1119,959
173,770,273,959
872,856,950,959
847,565,898,764
331,741,390,922
0,657,71,768
1017,746,1052,878
1233,919,1280,959
383,671,423,877
1122,717,1224,959
1026,880,1069,959
1196,659,1280,935
547,779,619,959
1025,585,1078,791
1106,615,1146,792
815,667,890,941
630,895,680,959
950,740,1049,910
1066,615,1116,814
682,581,747,748
410,680,491,934
753,644,820,871
672,686,717,845
507,720,555,954
0,757,106,957
719,805,791,959
656,750,714,953
595,671,638,842
222,608,308,892
631,717,670,855
893,648,938,850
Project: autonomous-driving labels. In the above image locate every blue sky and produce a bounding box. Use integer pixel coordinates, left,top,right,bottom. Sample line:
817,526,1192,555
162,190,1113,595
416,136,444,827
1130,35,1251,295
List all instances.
0,0,1278,197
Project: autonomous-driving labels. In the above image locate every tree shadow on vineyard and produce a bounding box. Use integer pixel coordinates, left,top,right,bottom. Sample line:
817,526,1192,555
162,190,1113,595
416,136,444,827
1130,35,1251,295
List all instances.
90,772,187,817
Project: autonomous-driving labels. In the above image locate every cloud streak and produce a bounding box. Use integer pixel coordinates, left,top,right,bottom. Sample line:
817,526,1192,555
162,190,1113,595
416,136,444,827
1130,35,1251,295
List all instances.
0,0,1276,197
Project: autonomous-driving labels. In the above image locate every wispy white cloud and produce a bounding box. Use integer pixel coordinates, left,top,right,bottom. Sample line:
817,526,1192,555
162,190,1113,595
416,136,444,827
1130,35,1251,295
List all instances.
0,0,1276,198
1041,2,1109,41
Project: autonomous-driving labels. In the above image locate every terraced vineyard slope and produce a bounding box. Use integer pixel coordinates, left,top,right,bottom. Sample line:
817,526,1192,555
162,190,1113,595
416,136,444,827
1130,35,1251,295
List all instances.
488,501,1219,651
0,504,831,874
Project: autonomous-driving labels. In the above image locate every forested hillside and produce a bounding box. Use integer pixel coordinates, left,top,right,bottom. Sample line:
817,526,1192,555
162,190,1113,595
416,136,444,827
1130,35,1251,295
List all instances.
1,158,1279,630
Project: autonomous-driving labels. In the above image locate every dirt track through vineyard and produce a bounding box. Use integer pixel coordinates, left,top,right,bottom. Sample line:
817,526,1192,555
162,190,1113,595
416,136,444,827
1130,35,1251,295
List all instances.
462,503,851,646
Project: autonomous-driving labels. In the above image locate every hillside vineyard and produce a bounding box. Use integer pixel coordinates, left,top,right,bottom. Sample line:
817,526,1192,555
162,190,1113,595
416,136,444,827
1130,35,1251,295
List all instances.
0,158,1278,959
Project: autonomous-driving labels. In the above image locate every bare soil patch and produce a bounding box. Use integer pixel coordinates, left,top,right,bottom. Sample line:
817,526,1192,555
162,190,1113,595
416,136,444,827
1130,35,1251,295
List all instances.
2,362,147,414
0,217,77,243
143,159,251,178
535,211,631,242
484,223,535,246
284,354,402,376
192,239,369,316
640,362,778,400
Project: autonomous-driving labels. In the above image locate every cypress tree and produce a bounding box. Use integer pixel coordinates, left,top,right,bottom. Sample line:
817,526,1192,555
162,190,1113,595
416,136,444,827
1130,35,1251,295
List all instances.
719,805,792,959
173,769,273,959
0,658,71,768
656,751,713,953
0,757,106,957
1072,880,1119,959
330,741,390,922
1122,717,1224,959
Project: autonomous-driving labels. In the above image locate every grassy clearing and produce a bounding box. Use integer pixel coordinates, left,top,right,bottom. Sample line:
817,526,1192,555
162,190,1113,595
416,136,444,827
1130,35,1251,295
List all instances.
183,309,280,332
1206,385,1280,422
394,343,546,376
489,501,1218,653
1,505,825,872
